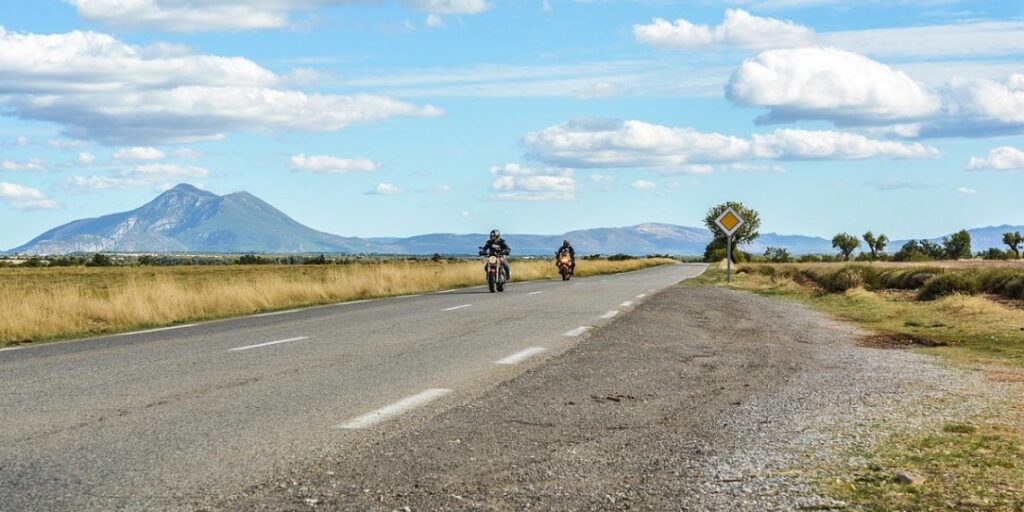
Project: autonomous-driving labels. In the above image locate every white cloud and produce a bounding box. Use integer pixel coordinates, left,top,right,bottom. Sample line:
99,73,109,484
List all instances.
0,182,59,209
114,146,166,160
76,152,96,165
406,0,488,14
490,163,575,201
288,154,379,174
572,81,621,99
123,163,211,180
67,0,488,31
523,118,750,168
175,148,202,160
62,175,142,191
956,186,977,194
1,159,46,172
727,46,941,125
634,9,814,50
63,162,212,192
924,74,1024,138
751,129,939,160
589,174,614,182
47,139,87,149
965,146,1024,171
15,136,28,146
523,119,934,169
371,182,402,195
632,179,657,190
433,184,452,193
0,27,443,145
425,14,446,28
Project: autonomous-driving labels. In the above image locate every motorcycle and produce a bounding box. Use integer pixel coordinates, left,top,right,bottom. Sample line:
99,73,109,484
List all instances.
479,247,508,293
557,250,574,281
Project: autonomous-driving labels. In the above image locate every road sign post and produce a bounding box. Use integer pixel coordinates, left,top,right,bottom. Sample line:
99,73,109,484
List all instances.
714,207,746,284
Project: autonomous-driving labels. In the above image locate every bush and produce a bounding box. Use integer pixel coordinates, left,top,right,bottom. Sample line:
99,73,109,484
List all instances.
607,254,636,261
873,268,942,290
823,266,865,293
918,272,981,300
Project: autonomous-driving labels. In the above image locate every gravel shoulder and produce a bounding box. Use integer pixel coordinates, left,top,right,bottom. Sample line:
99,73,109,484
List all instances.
221,282,1006,511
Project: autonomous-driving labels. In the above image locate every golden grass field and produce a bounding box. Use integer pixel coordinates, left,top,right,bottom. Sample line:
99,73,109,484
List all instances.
0,258,676,346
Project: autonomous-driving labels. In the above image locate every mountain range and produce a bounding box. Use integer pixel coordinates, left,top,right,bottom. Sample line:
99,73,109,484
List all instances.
6,184,1022,256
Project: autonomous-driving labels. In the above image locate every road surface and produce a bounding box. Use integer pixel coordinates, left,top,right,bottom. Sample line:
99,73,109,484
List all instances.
0,263,705,511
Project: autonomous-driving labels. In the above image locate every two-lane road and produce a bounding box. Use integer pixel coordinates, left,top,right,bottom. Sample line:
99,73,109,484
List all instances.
0,263,706,511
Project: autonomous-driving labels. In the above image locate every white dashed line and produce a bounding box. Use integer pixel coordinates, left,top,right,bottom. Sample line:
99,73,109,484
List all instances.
620,301,634,307
116,324,196,337
600,310,618,319
0,345,27,353
563,326,591,337
496,347,546,365
229,336,309,352
636,294,647,299
442,304,472,311
527,291,544,295
252,309,303,318
335,388,452,429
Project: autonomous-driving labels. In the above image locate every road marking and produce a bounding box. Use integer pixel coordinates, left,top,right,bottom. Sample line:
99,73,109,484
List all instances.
563,326,590,337
636,294,647,299
116,324,196,337
620,301,634,307
600,310,618,319
229,336,309,352
442,304,472,311
0,345,28,353
649,289,656,292
252,309,303,318
496,347,546,365
527,291,544,295
335,389,452,429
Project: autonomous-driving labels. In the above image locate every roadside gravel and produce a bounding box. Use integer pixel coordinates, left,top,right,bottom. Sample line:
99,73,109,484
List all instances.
221,283,1006,511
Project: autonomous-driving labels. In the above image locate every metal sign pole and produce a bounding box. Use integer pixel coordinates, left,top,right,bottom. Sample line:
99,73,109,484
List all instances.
727,234,733,283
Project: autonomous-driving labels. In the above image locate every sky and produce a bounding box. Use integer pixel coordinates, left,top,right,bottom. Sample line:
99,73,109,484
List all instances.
0,0,1022,249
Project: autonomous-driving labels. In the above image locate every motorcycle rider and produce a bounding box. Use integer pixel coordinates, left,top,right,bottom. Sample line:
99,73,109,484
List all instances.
555,239,576,272
480,229,511,280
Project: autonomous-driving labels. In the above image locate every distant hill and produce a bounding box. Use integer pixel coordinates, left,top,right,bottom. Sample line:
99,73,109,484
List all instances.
892,225,1024,253
9,184,376,254
8,183,1021,256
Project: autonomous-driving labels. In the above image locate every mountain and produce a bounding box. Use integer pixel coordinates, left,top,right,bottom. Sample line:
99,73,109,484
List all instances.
9,184,377,254
9,184,1020,256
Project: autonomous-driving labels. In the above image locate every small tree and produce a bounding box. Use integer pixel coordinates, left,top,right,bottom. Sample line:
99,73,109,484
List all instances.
832,232,860,261
943,230,972,260
862,231,889,261
702,202,761,262
86,253,112,267
1003,231,1023,258
764,247,792,263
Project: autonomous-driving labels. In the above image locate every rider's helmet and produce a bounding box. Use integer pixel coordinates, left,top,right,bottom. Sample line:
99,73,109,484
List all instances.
563,239,570,246
490,229,500,240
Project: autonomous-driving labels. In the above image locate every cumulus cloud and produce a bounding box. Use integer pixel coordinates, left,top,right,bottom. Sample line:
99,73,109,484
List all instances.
0,27,442,145
123,163,211,180
965,146,1024,171
1,159,47,172
288,154,379,174
62,175,142,191
15,136,28,146
922,74,1024,138
632,179,657,190
523,118,750,168
114,146,166,160
634,9,814,50
64,163,212,192
490,163,575,201
0,182,59,209
67,0,488,31
424,14,446,28
76,152,96,165
726,46,941,125
369,182,402,195
522,119,935,170
956,186,977,194
751,129,939,160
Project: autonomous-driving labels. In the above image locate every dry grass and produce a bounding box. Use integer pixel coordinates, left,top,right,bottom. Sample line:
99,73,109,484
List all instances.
0,258,675,346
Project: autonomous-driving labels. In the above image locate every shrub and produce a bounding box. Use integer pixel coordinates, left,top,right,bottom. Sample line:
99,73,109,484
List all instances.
918,272,981,300
823,266,865,293
874,268,942,290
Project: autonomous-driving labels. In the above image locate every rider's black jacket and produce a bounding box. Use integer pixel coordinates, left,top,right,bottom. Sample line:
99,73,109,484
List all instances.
480,237,511,256
556,244,575,259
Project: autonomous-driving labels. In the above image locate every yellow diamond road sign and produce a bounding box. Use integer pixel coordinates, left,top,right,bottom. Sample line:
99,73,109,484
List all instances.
715,207,745,236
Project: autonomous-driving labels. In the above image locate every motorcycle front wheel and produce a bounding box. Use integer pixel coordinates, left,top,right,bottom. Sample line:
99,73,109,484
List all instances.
488,273,496,293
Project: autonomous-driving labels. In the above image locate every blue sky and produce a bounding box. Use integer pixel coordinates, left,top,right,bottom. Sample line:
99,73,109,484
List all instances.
1,0,1022,249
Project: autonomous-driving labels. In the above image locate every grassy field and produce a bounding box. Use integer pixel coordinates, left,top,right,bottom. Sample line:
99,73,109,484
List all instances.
693,262,1024,510
0,258,675,347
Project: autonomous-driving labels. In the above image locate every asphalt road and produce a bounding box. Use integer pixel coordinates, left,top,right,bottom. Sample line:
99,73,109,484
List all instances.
0,263,706,511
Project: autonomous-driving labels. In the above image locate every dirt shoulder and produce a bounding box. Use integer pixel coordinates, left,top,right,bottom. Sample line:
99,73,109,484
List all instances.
222,283,1007,511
